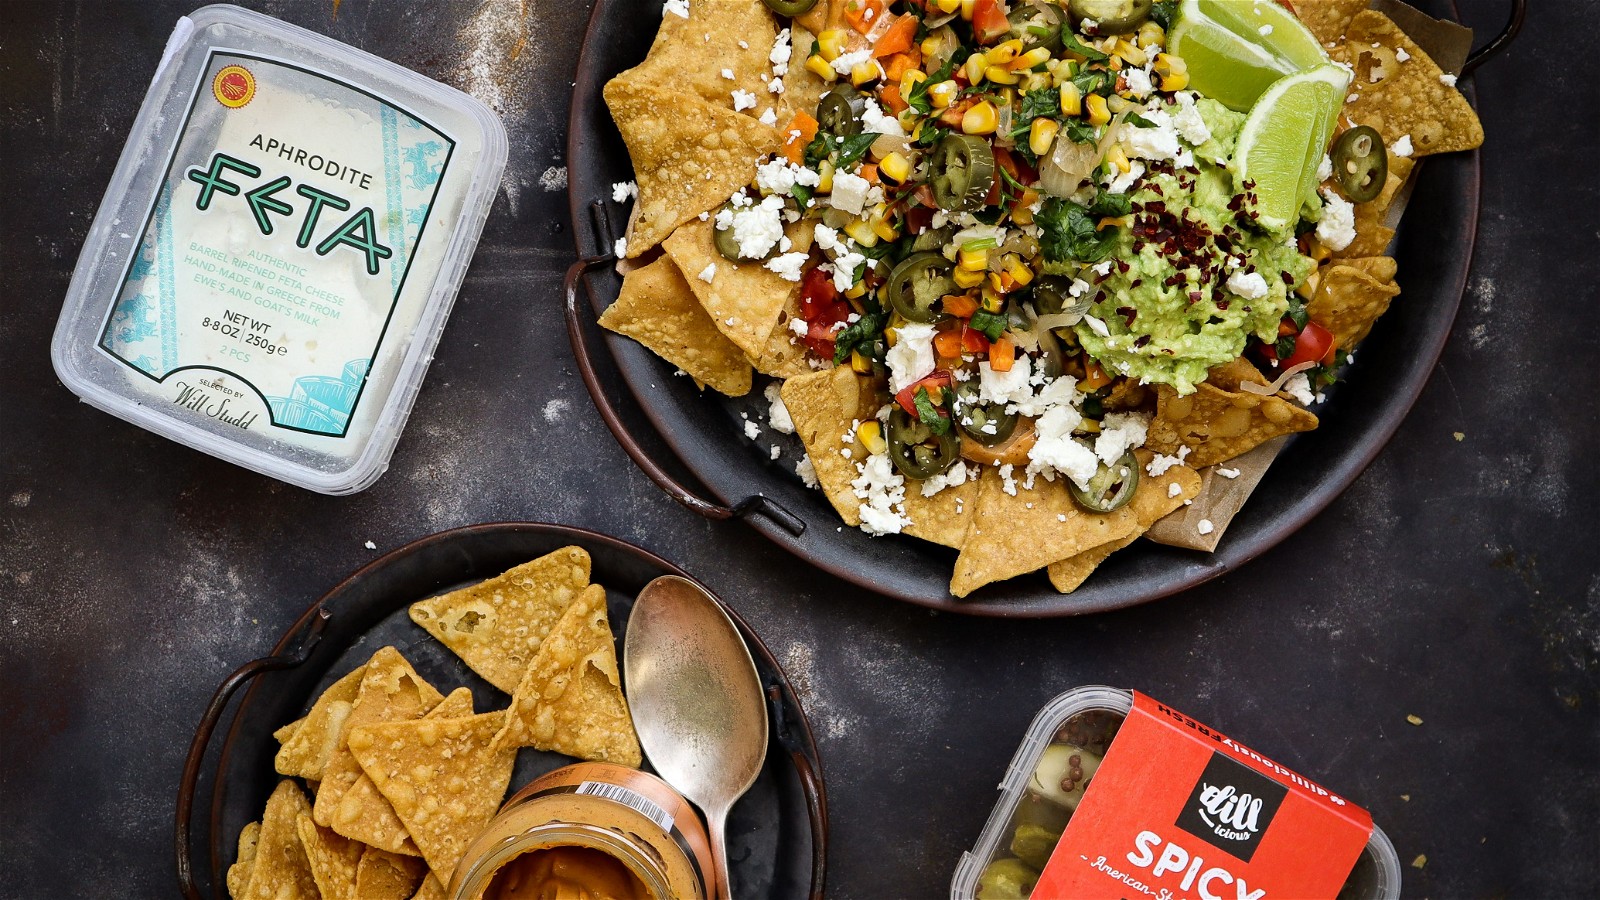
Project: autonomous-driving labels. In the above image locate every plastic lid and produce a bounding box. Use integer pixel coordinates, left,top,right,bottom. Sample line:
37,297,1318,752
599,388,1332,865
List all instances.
51,5,506,494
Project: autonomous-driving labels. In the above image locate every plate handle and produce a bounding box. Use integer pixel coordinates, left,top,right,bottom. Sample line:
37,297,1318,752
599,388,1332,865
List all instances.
767,681,828,900
564,208,806,537
175,607,331,900
1463,0,1526,75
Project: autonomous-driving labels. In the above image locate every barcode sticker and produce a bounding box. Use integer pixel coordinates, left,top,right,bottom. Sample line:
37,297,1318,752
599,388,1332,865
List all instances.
577,781,675,832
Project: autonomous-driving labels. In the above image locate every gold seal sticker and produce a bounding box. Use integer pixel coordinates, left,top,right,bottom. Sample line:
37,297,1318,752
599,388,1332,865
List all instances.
212,65,256,109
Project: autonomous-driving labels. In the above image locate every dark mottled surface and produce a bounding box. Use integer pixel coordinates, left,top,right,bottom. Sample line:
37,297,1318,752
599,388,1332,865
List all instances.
1,1,1596,898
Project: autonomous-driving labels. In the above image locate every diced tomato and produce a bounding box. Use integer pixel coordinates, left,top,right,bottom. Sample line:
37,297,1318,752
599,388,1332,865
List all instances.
913,184,938,209
805,321,838,359
904,204,935,235
961,325,991,353
873,14,918,58
934,328,964,359
844,0,885,34
798,267,840,321
895,370,952,416
972,0,1012,43
1282,320,1337,369
782,111,819,165
988,335,1016,371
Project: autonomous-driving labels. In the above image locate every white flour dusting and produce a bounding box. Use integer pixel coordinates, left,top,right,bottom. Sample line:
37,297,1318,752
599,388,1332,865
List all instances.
538,166,568,191
542,398,572,422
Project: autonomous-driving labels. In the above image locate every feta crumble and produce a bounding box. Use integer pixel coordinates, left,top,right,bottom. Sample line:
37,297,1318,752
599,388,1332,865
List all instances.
1197,519,1215,535
886,322,937,393
859,97,905,137
721,68,735,80
1167,482,1183,498
1390,134,1413,158
697,262,717,283
796,455,818,488
611,180,639,202
764,252,808,282
852,454,910,535
759,108,778,126
829,171,872,215
1439,73,1457,86
731,89,758,112
1316,188,1357,252
744,419,761,440
1217,467,1241,479
1093,411,1150,466
1226,270,1270,300
766,382,795,434
662,0,688,19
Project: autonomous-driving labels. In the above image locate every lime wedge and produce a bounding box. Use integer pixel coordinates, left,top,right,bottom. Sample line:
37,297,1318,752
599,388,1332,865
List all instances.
1234,64,1350,233
1170,0,1330,111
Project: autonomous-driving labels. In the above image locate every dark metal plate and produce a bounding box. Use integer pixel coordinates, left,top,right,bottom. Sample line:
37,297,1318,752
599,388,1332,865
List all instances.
568,0,1481,616
181,523,826,899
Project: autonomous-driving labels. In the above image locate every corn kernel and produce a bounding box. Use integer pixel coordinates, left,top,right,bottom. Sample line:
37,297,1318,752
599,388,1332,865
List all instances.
817,30,847,61
856,421,887,454
1013,47,1053,71
987,271,1009,293
958,246,989,271
952,266,986,289
1077,418,1102,434
1029,117,1059,156
846,279,870,300
929,80,959,109
1003,254,1034,286
1117,39,1148,67
805,54,838,82
900,69,928,95
963,53,987,85
921,36,943,57
843,219,879,247
1107,94,1136,114
961,100,999,135
986,40,1023,66
936,0,961,13
1085,93,1111,125
1108,144,1131,173
1160,70,1189,91
979,285,1004,312
959,0,976,19
1096,215,1129,231
1297,269,1322,299
816,159,835,193
1059,81,1083,116
872,218,900,242
1139,20,1165,46
878,151,912,184
1023,72,1052,92
984,65,1019,85
850,61,881,86
849,349,874,374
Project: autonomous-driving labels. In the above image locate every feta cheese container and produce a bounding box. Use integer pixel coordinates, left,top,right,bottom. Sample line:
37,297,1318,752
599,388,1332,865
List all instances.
51,5,506,494
952,686,1402,900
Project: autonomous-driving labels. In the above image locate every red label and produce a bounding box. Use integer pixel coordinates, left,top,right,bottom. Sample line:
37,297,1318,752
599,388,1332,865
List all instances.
1032,692,1372,900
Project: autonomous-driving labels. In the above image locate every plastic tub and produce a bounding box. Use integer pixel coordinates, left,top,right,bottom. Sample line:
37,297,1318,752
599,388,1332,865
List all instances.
952,686,1401,900
51,5,506,494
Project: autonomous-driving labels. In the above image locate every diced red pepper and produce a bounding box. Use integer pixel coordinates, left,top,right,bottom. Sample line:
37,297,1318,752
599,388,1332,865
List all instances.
783,111,819,165
989,336,1016,372
961,325,991,353
844,0,885,34
943,294,979,318
873,15,918,58
880,83,908,114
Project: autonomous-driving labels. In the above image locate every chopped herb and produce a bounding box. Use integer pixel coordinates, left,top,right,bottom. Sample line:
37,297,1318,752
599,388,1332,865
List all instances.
833,308,886,364
913,122,950,148
790,182,813,208
1037,197,1119,263
1088,191,1132,218
1125,112,1158,128
969,308,1008,342
1063,119,1099,144
1150,0,1179,31
1060,29,1109,63
907,47,970,114
914,387,951,434
1286,295,1310,330
834,132,881,170
1010,87,1061,140
802,132,832,167
1072,67,1112,97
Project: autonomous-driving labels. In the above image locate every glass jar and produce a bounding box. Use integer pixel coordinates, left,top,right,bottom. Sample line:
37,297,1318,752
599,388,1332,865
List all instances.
449,762,712,899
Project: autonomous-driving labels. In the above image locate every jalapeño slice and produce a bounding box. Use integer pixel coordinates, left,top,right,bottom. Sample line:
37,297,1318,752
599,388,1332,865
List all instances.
763,0,818,15
931,134,996,212
817,85,866,137
955,381,1019,447
1009,2,1066,52
1068,0,1153,33
1331,125,1388,203
712,203,744,261
1068,450,1140,513
888,407,960,480
885,252,958,323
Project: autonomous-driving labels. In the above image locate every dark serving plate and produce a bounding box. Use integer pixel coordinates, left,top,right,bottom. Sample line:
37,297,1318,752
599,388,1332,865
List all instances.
565,0,1523,617
176,523,826,900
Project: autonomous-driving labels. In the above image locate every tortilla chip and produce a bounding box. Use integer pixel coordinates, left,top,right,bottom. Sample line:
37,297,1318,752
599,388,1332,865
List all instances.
1047,452,1202,593
275,665,367,781
295,814,361,900
349,712,517,886
355,847,427,900
1308,264,1403,352
780,25,830,124
313,649,444,831
226,821,260,900
1147,383,1319,469
409,547,591,694
1205,357,1268,393
901,464,979,549
604,77,780,257
617,0,778,117
331,688,475,855
1295,0,1368,48
1342,152,1412,258
779,367,874,527
409,875,448,900
600,255,755,397
241,781,318,900
273,717,304,745
950,467,1141,598
1340,11,1484,155
751,292,814,378
496,584,642,767
663,217,802,360
1335,255,1399,285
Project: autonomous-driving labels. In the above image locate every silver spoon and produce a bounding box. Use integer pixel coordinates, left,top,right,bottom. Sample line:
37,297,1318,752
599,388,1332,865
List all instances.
624,575,768,900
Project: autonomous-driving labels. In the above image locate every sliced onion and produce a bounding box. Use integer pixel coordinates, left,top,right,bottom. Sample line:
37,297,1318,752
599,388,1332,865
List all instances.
1035,308,1090,331
870,132,913,162
1238,361,1316,396
1037,114,1125,198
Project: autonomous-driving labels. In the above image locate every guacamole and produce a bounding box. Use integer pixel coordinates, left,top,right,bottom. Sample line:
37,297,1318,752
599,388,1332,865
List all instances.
1069,99,1314,394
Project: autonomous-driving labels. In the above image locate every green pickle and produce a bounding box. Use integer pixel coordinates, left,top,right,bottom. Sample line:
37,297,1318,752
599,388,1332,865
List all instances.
1010,823,1065,871
976,858,1041,900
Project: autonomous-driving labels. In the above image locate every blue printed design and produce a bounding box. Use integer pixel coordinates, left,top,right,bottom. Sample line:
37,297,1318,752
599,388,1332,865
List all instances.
267,358,370,434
